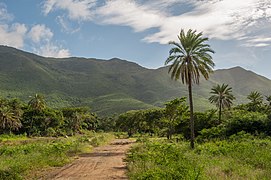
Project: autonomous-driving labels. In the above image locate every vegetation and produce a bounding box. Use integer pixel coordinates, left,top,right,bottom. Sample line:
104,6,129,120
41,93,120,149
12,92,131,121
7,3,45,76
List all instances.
165,29,215,148
0,132,113,179
1,30,271,179
1,46,271,115
209,84,235,122
127,135,271,179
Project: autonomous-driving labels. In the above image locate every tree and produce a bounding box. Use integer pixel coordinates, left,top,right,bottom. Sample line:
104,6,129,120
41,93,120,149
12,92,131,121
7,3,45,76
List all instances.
266,95,271,107
62,107,97,134
165,29,215,148
247,91,263,111
161,98,188,139
28,94,46,111
209,84,235,123
0,106,22,133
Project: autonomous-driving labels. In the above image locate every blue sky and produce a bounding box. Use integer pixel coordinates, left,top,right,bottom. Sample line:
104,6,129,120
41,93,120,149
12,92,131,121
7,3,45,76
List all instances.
1,0,271,78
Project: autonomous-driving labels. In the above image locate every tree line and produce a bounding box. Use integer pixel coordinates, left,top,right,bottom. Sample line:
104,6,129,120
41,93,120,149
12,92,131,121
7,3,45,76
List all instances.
0,94,99,136
115,90,271,141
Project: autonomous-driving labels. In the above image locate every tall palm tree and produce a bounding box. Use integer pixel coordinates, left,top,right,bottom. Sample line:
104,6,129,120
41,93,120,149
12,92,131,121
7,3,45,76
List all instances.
209,84,235,122
165,29,215,148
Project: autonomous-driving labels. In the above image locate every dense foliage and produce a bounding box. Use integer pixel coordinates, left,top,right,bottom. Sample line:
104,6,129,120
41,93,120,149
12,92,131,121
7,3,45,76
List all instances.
127,135,271,179
116,90,271,141
0,95,100,137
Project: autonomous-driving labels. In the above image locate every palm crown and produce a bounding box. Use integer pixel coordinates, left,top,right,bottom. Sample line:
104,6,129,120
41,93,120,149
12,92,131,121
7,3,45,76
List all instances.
209,84,235,109
165,29,215,84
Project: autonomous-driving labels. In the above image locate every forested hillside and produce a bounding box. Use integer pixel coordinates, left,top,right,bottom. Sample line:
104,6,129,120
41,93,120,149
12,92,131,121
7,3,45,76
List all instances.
0,45,271,115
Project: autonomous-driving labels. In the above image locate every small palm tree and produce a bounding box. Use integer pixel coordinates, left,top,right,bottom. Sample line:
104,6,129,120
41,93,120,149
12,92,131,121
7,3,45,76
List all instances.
28,94,46,111
0,106,22,133
209,84,235,122
266,95,271,107
247,91,263,111
165,29,215,148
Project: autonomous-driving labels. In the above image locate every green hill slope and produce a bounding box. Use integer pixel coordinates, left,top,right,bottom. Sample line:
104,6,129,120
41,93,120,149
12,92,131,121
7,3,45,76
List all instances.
0,45,270,115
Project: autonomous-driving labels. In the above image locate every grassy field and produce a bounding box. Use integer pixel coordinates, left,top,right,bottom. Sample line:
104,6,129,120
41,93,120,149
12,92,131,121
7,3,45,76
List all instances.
0,132,114,180
127,135,271,180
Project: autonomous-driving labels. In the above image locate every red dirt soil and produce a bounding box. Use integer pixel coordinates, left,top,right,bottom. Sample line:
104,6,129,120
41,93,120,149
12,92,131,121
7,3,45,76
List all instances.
43,139,134,180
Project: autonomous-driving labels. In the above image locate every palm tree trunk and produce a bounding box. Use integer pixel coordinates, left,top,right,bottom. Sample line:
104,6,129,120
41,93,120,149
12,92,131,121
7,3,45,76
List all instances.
219,99,222,123
188,75,195,149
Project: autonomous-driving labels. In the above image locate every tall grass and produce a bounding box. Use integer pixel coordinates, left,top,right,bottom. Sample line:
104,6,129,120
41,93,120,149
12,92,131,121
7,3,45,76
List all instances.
0,132,113,179
127,135,271,179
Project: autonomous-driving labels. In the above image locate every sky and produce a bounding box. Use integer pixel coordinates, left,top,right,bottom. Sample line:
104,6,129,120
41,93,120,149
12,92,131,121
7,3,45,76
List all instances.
1,0,271,78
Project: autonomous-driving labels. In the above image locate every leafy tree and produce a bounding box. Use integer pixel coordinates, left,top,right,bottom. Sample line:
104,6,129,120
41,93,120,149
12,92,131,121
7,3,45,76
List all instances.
116,109,164,137
225,110,267,136
117,110,139,137
21,107,63,136
247,91,263,111
97,114,118,132
209,84,235,123
62,107,97,134
161,98,188,139
165,29,215,148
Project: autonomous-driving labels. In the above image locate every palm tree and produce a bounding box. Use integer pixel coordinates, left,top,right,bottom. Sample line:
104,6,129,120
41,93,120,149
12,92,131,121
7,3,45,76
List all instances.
266,95,271,107
28,94,46,111
247,91,263,111
0,106,22,133
165,29,215,148
209,84,235,122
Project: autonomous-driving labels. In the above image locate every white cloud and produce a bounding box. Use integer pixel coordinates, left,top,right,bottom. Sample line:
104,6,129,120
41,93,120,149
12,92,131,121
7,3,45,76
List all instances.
0,3,26,48
56,16,81,33
0,2,71,58
27,24,71,58
96,0,165,32
43,0,96,21
28,24,53,43
241,36,271,47
93,0,271,44
33,43,71,58
0,23,27,48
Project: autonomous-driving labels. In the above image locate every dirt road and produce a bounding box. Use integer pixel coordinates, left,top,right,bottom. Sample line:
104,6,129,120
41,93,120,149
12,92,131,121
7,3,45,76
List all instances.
44,139,134,180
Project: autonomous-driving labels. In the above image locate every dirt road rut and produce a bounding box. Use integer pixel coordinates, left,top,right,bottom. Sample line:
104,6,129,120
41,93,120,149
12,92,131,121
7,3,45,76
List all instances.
45,139,134,180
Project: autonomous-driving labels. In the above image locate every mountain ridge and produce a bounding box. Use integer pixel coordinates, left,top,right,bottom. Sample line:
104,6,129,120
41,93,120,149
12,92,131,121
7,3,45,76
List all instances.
0,45,270,115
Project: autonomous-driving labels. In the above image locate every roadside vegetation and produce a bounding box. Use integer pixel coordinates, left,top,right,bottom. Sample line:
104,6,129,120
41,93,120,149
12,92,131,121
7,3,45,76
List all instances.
127,135,271,179
0,132,113,179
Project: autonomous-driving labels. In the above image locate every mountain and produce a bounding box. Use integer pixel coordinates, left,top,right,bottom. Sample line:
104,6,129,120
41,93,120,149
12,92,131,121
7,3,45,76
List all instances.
0,45,271,115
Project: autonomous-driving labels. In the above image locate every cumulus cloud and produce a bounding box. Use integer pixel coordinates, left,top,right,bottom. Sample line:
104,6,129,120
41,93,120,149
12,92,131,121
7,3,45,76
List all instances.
33,43,71,58
0,4,26,48
27,24,71,58
28,24,53,43
0,23,27,48
43,0,96,21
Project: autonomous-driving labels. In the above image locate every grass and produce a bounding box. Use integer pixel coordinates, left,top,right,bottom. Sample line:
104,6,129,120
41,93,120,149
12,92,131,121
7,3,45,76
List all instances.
126,135,271,180
0,132,114,180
